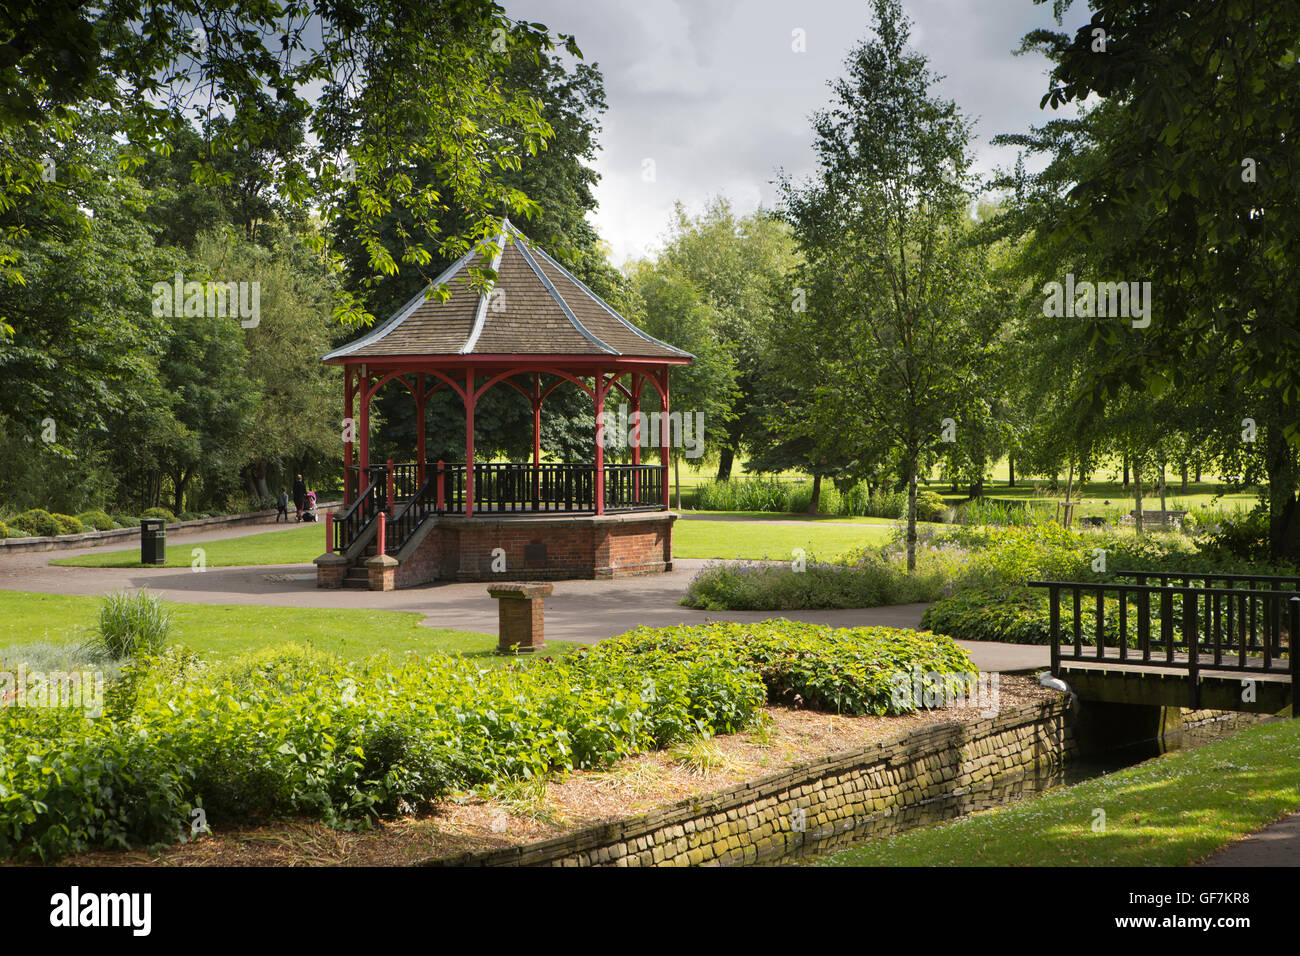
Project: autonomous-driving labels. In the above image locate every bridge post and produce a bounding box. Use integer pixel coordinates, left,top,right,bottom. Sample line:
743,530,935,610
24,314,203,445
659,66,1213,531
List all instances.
1185,587,1200,709
1290,597,1299,718
1048,584,1060,675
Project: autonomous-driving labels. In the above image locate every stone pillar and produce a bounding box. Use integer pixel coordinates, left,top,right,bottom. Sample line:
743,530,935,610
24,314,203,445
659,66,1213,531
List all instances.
488,582,553,653
367,553,398,591
315,552,348,589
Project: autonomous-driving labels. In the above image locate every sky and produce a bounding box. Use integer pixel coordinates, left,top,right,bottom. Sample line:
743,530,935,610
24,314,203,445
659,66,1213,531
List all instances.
506,0,1094,265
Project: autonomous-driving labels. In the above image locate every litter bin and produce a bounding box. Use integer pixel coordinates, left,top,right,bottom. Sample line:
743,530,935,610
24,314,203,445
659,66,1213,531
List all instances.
140,517,166,565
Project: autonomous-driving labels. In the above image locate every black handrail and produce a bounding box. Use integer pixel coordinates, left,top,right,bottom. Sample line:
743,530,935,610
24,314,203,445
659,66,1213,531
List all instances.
386,472,436,555
332,466,384,553
1030,579,1299,677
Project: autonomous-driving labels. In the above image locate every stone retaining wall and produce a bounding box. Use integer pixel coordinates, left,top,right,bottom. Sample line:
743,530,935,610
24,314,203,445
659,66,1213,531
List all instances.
424,696,1076,867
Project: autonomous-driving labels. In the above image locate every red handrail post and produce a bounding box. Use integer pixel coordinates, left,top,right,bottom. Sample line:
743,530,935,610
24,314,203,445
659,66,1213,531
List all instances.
325,511,333,553
436,459,446,511
377,511,386,555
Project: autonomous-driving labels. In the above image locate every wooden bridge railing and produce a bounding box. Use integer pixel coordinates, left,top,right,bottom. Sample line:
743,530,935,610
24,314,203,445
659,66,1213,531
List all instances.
1028,580,1300,687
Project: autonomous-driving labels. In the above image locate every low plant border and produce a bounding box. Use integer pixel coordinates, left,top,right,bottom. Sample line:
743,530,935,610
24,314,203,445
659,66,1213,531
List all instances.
0,501,341,554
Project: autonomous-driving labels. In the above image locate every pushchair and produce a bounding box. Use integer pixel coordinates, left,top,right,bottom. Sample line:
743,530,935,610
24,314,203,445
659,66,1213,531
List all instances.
300,490,319,522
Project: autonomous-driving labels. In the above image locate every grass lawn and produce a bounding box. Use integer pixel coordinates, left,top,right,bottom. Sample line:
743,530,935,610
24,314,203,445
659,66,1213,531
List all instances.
673,518,896,560
54,515,899,567
52,523,325,569
0,590,573,665
817,718,1300,866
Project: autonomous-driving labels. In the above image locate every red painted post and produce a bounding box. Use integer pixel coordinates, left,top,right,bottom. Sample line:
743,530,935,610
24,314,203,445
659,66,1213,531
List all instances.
661,370,671,510
377,511,386,555
465,369,476,518
386,458,395,513
416,374,426,486
325,511,333,553
631,374,642,501
594,370,606,515
436,459,446,512
532,373,542,510
344,366,355,506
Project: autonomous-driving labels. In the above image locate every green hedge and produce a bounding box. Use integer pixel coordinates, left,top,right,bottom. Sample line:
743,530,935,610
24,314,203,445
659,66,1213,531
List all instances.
919,585,1152,646
140,506,177,523
76,509,116,531
0,621,971,861
9,509,60,537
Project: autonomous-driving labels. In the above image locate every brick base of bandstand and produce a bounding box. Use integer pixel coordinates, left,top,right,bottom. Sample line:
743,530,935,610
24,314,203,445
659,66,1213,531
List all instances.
317,512,676,589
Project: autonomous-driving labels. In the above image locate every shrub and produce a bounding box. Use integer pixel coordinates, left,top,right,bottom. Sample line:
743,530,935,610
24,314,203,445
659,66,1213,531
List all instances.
141,506,177,523
681,548,960,611
75,509,116,532
0,621,973,860
595,621,976,716
94,589,172,658
9,509,60,537
694,476,792,512
0,521,7,539
914,489,948,522
1195,505,1270,561
111,514,140,528
50,513,84,535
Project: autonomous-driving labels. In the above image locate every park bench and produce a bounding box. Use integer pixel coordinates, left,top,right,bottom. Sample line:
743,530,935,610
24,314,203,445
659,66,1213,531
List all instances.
1128,508,1188,528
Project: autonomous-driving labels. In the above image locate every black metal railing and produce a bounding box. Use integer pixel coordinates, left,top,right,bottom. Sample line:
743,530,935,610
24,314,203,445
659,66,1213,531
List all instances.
332,466,384,553
385,473,436,555
605,463,665,511
1030,580,1300,679
339,461,668,533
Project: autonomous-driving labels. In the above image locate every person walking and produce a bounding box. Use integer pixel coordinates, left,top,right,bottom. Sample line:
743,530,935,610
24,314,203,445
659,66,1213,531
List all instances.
276,486,289,523
292,474,307,520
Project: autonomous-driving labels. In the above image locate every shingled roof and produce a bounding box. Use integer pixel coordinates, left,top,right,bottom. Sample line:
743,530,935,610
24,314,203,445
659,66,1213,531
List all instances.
323,221,692,362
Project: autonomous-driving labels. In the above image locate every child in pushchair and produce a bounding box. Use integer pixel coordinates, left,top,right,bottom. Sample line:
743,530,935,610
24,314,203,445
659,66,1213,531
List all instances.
300,490,319,522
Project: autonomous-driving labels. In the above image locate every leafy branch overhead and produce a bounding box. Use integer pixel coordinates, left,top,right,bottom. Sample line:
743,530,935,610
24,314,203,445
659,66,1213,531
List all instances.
2,0,582,329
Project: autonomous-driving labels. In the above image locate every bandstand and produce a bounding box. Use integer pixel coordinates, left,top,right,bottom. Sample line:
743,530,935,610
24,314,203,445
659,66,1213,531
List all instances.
314,220,692,589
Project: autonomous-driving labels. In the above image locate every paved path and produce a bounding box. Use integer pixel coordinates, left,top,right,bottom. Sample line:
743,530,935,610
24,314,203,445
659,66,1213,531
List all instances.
1200,812,1300,866
0,522,1049,673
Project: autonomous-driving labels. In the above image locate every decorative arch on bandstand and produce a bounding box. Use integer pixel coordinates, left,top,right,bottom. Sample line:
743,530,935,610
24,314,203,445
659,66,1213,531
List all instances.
314,220,693,589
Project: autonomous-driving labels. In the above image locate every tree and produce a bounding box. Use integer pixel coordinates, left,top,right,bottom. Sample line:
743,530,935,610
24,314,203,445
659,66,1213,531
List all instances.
626,261,738,507
656,199,797,480
2,0,569,330
778,0,998,569
1013,0,1300,558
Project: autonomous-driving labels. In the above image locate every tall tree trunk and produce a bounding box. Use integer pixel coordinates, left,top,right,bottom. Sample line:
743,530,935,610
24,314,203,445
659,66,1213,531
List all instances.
807,473,822,514
1266,414,1300,561
715,447,734,482
1063,458,1074,527
1180,460,1189,494
1133,458,1145,537
1158,459,1168,519
905,451,918,572
254,460,271,501
1122,455,1130,488
1195,461,1202,483
1008,453,1015,488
